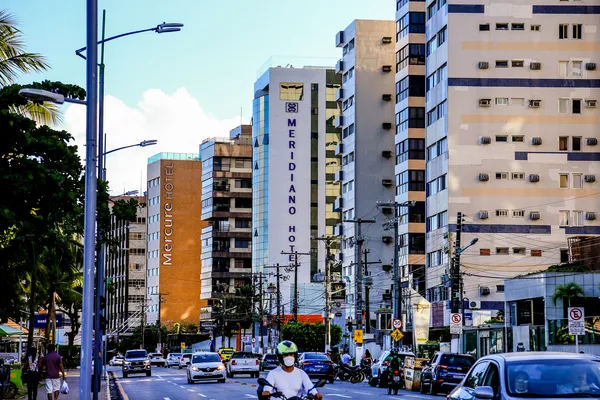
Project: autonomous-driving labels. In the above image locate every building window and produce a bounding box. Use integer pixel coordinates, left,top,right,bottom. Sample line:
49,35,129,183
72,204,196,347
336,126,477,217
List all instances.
512,210,525,217
497,285,505,292
531,25,541,31
235,219,251,228
496,135,508,142
573,61,583,77
531,249,543,257
559,61,569,77
396,170,425,194
511,60,524,67
559,136,569,150
572,173,583,189
511,23,525,30
480,249,491,256
496,172,509,180
512,135,524,142
280,83,304,101
396,138,425,164
572,210,584,226
496,247,509,254
496,60,509,68
396,107,425,132
479,24,490,31
234,239,250,248
559,173,569,188
512,172,524,180
396,44,425,72
396,75,426,103
573,24,582,39
396,12,426,41
559,210,569,226
513,247,526,255
559,24,569,39
510,98,524,106
496,23,509,30
496,209,509,217
572,99,582,114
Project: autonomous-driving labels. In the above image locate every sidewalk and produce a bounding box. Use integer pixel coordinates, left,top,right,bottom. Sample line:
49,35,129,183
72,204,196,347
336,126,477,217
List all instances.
21,370,108,400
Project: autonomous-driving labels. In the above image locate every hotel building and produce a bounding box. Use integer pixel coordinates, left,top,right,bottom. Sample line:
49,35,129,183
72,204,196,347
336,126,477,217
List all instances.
146,153,208,325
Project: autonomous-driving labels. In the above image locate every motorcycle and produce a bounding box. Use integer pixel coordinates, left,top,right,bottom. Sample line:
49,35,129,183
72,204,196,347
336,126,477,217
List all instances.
335,363,364,383
387,365,403,395
257,377,326,400
0,364,17,399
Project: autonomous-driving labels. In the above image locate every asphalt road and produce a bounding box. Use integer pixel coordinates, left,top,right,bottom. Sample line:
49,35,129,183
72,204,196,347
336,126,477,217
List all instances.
110,365,441,400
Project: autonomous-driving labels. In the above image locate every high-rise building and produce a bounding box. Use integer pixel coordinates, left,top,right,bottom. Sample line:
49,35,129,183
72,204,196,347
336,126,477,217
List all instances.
199,125,253,312
252,64,342,315
146,153,208,326
418,1,599,328
106,196,147,335
334,20,398,332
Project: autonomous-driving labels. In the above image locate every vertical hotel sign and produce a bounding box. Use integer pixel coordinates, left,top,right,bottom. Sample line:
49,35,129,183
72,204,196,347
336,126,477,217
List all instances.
285,102,299,257
162,161,174,266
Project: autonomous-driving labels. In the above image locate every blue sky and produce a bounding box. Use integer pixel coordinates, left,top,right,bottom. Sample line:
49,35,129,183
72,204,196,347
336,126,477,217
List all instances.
6,0,393,193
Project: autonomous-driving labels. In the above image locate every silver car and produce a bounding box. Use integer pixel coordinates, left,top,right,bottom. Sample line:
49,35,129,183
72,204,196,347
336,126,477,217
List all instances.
448,352,600,400
187,352,226,384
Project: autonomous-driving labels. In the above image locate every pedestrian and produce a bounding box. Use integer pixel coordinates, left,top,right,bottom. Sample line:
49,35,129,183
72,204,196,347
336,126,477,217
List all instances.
341,350,351,366
22,347,41,400
39,344,66,400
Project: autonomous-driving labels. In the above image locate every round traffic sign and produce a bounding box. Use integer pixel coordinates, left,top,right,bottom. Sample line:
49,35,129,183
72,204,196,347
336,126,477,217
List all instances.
451,314,462,324
252,337,256,343
393,319,402,329
570,308,583,321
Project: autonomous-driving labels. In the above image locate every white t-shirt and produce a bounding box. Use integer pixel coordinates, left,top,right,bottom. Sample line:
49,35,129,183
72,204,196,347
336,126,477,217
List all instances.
265,367,318,399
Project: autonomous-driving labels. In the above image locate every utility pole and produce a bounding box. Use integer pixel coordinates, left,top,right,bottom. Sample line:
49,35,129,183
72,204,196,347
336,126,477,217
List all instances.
252,271,270,353
452,212,463,352
312,236,341,352
156,293,168,351
343,219,375,332
265,264,289,341
362,249,382,334
280,251,311,321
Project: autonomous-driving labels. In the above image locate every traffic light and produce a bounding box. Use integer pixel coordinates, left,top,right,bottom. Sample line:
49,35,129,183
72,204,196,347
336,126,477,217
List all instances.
95,296,107,333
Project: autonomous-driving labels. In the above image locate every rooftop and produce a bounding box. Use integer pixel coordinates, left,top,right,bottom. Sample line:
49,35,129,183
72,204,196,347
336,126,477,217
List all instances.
148,152,200,164
256,56,336,79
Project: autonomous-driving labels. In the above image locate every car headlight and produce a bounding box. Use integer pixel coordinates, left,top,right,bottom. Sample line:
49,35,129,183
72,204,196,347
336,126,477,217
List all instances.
144,360,150,365
124,361,131,365
217,364,225,370
191,366,200,371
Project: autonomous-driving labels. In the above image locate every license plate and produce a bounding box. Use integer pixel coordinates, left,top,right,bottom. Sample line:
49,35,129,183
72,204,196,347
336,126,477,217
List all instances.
393,376,400,382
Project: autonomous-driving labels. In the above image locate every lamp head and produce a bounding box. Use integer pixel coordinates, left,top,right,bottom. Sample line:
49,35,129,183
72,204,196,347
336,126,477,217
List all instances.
140,140,158,147
470,238,479,245
18,88,65,104
156,22,184,34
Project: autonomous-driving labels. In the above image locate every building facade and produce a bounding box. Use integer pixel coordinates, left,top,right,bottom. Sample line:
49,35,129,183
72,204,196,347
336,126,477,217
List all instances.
252,65,342,314
334,20,398,332
106,196,147,335
199,125,253,307
146,153,208,326
421,0,599,328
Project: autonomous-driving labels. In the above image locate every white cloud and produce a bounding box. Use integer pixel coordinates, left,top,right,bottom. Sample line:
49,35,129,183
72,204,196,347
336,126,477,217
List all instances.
63,88,247,195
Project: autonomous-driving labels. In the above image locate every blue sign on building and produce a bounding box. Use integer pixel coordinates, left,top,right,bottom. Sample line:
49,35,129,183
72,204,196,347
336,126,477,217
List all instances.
34,314,63,329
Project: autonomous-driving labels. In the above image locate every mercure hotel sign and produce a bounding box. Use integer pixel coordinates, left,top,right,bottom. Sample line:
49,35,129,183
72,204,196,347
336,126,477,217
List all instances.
162,161,174,266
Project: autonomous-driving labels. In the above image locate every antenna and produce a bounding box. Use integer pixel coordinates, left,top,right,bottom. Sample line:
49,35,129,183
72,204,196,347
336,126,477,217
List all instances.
240,106,243,126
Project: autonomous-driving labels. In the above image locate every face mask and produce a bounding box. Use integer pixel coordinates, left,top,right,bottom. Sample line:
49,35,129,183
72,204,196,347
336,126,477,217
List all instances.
283,356,295,367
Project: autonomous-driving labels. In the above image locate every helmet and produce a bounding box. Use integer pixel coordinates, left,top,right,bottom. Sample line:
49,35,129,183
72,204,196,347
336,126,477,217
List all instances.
276,340,298,364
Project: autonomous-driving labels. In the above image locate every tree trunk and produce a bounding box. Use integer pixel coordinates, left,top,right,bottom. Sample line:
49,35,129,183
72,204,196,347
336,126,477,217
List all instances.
51,292,57,345
27,245,37,349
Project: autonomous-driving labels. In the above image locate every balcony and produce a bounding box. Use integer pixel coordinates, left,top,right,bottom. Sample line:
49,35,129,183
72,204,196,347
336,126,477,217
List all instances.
213,183,230,192
336,88,344,102
335,143,344,156
333,197,343,212
336,31,344,47
335,170,344,182
335,116,344,128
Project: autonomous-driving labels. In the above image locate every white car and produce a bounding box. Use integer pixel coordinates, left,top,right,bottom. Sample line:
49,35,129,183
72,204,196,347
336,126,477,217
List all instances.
149,352,166,367
370,350,415,388
178,353,192,369
187,352,226,384
226,352,260,378
166,353,182,367
109,356,124,366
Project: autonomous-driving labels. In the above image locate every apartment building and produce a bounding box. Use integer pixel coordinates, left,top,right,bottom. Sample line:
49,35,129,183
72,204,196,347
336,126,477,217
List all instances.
334,20,398,333
146,153,208,325
252,64,342,315
106,196,147,335
199,125,253,311
421,0,599,329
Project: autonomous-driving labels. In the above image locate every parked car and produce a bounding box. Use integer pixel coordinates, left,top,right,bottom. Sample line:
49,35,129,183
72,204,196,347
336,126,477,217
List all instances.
298,352,335,384
122,349,151,378
370,350,415,388
178,353,193,369
226,352,260,378
149,352,166,367
448,352,600,400
218,348,234,362
109,355,124,366
166,353,182,367
187,352,226,384
261,354,279,371
421,352,475,394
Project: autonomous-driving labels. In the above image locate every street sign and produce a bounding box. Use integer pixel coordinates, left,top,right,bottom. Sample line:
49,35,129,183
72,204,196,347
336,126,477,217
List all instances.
391,329,404,342
392,318,402,329
353,329,363,344
252,337,256,343
180,342,186,350
568,307,585,336
450,313,463,334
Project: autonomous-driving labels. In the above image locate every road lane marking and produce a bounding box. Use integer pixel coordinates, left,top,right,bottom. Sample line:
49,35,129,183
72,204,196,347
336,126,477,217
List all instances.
179,385,186,389
244,395,257,399
328,395,352,398
188,389,196,392
197,394,207,398
164,398,170,400
328,387,341,391
353,391,373,395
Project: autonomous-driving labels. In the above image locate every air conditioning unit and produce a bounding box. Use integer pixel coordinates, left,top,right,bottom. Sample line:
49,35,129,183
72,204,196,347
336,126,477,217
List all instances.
529,100,541,108
335,142,344,155
382,36,393,44
469,300,482,310
530,211,541,220
336,31,345,47
382,94,392,101
335,115,344,128
382,122,392,130
586,62,597,71
529,174,540,182
336,88,344,101
479,99,491,107
479,287,491,296
586,212,597,221
530,62,542,70
531,137,543,145
335,170,344,182
381,150,392,159
382,179,393,187
333,197,343,212
478,61,489,70
478,173,490,181
585,100,597,108
479,210,489,219
584,174,596,183
480,136,491,144
382,236,393,244
382,65,393,73
334,223,344,236
587,138,598,146
335,59,344,74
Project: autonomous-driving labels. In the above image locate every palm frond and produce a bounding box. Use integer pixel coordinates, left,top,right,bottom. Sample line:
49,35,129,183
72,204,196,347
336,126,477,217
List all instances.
9,101,61,126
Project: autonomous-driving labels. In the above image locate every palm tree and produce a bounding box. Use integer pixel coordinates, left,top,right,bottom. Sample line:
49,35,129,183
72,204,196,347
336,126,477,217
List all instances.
552,282,585,317
0,10,60,125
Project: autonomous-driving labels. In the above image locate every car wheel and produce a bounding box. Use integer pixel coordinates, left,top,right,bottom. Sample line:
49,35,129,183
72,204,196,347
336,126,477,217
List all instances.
378,374,386,388
328,377,334,384
178,365,182,370
147,371,152,377
123,372,128,378
429,382,438,395
218,379,226,383
420,381,427,394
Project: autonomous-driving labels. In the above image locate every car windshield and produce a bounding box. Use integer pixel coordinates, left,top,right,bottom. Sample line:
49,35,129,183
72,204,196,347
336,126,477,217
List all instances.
115,356,123,359
232,352,254,359
305,353,330,360
126,351,147,359
169,353,181,358
182,354,192,358
440,355,474,368
221,350,233,354
264,355,277,361
192,354,220,363
506,359,600,397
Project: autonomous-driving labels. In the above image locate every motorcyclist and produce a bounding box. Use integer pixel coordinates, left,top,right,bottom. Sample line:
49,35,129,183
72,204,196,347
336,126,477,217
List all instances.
383,348,404,388
261,340,323,399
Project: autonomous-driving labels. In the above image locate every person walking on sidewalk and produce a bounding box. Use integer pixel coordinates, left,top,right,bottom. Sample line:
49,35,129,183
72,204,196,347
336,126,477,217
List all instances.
22,347,41,400
39,344,66,400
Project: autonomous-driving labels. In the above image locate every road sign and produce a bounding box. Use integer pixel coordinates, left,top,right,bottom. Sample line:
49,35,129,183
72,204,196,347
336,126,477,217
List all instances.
180,342,186,350
252,337,256,343
354,329,363,344
391,329,404,342
568,307,585,336
450,313,463,334
393,319,402,329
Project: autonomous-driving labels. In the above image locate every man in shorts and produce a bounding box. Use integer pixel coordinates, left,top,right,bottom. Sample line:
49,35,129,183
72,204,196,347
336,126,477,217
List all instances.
40,344,66,400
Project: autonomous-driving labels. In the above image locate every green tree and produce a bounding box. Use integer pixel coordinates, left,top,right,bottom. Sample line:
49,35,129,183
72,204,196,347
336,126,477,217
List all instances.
552,282,585,308
280,322,342,352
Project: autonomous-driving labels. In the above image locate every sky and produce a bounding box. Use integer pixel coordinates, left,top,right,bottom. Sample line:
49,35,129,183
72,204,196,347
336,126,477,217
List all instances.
7,0,392,194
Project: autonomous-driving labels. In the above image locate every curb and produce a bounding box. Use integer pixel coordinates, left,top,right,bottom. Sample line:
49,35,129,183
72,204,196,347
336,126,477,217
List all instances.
108,371,129,400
